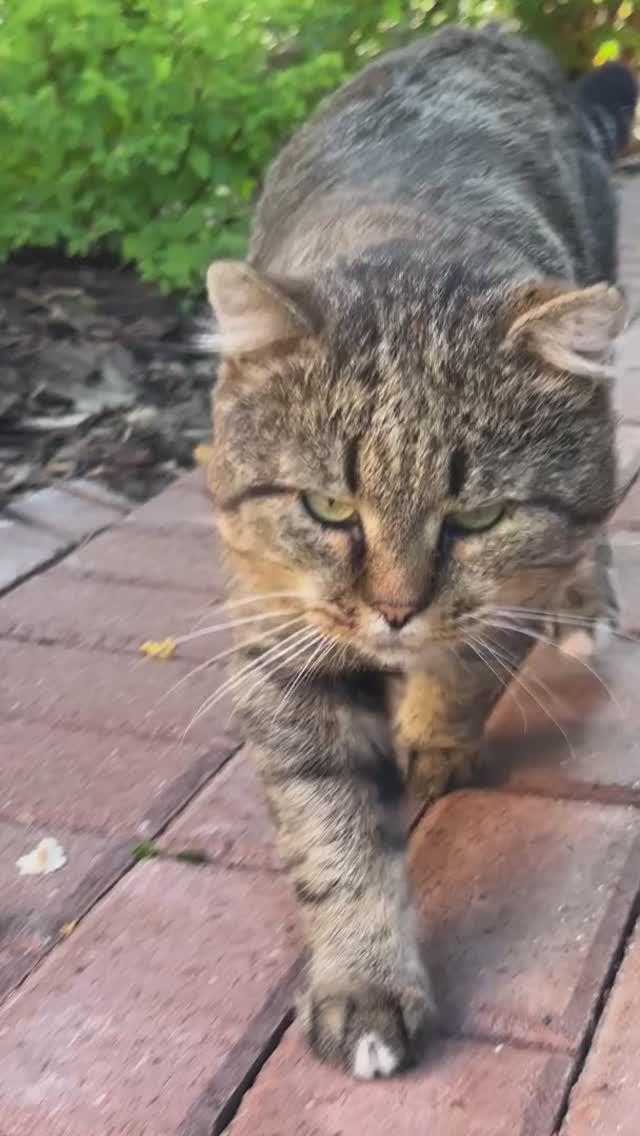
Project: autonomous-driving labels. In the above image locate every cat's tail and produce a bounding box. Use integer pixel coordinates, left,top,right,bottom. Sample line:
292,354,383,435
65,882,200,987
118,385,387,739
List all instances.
576,61,638,162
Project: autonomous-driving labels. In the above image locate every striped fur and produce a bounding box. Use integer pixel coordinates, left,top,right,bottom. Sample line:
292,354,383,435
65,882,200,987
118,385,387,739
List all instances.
204,25,636,1078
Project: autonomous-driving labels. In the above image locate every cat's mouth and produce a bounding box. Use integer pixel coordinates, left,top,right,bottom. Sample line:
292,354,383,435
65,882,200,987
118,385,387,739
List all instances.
304,603,462,670
366,627,457,667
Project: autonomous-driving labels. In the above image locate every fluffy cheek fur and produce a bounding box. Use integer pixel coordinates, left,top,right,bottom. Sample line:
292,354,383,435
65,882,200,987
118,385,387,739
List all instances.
450,511,595,614
216,500,361,639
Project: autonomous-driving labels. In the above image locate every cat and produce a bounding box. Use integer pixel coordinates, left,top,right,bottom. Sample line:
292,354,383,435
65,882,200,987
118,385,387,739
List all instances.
204,24,638,1079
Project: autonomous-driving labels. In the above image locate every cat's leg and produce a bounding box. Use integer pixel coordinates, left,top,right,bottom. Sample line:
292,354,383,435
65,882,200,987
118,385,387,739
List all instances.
394,633,532,804
242,668,437,1078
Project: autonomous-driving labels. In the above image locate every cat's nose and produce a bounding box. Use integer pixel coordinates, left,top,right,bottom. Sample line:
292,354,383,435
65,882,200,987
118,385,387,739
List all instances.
373,602,416,630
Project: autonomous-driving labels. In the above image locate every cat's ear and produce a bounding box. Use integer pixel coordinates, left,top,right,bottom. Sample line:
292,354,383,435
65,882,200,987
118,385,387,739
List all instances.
505,282,626,379
206,261,318,356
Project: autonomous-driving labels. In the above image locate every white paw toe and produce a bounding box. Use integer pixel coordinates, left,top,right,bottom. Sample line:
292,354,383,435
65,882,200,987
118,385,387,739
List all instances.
352,1032,399,1080
559,629,596,660
559,620,612,661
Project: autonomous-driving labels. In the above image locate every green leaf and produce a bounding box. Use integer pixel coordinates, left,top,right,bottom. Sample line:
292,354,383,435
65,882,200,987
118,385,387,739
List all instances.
188,145,211,179
2,0,634,293
131,841,160,862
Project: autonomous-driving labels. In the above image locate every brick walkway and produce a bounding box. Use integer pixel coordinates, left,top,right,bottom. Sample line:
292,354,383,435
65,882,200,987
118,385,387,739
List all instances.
1,176,639,1136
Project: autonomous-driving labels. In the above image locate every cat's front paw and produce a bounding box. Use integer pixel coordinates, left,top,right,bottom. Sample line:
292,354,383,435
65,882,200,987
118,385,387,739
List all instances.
297,980,437,1079
406,745,476,805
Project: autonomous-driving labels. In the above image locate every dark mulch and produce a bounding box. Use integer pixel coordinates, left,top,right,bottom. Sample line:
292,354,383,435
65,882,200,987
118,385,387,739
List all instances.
0,253,216,507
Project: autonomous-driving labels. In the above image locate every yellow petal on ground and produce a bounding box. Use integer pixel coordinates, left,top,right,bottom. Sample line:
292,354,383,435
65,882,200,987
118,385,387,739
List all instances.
60,920,77,938
193,443,214,466
139,638,177,660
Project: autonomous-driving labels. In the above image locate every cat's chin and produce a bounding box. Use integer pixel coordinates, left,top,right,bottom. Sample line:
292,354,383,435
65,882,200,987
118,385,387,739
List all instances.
366,638,449,671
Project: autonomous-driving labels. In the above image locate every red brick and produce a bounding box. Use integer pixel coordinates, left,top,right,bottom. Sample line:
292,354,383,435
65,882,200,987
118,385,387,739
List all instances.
410,791,640,1050
0,820,119,1000
618,180,640,286
227,1029,572,1136
9,485,126,540
122,469,211,530
0,820,112,950
616,366,640,424
61,478,131,513
65,521,225,594
562,927,640,1136
615,316,640,422
0,718,224,839
484,639,640,802
615,422,640,484
616,323,640,423
612,473,640,530
0,640,237,749
0,859,301,1136
0,565,229,662
160,744,277,870
611,532,640,631
613,423,640,530
616,182,640,422
0,516,67,594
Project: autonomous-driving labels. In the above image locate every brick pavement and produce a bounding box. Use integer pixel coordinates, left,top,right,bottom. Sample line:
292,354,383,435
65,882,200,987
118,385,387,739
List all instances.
0,175,639,1133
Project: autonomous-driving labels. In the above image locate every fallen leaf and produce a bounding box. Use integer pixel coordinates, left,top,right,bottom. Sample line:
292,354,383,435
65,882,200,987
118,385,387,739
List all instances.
139,637,177,660
193,443,214,466
60,920,77,938
17,837,67,876
131,841,161,861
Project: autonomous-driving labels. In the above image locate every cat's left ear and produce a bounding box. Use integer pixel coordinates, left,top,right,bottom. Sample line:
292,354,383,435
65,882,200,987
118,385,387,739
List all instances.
206,260,319,357
505,282,626,379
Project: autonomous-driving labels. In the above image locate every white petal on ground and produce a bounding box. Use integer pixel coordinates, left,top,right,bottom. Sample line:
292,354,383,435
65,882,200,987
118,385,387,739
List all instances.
16,837,67,876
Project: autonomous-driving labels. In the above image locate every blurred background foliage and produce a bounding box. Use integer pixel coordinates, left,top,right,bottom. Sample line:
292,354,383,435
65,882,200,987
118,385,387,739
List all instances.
0,0,638,293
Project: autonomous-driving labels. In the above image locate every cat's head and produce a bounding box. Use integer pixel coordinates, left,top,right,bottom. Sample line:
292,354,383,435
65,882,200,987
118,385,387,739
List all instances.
205,250,624,669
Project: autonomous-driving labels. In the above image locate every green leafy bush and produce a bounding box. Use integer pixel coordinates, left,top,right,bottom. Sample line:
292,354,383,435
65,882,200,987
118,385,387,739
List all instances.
0,0,351,291
0,0,637,293
512,0,640,75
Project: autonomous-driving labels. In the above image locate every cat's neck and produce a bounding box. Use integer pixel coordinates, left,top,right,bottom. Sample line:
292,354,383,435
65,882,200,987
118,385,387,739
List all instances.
250,189,547,286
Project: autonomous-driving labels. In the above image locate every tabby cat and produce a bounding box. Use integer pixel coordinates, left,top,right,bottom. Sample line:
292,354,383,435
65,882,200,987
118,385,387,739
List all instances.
204,25,637,1078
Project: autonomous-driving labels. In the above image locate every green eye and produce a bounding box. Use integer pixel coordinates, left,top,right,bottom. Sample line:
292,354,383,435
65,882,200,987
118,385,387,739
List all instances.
447,503,505,532
302,492,357,526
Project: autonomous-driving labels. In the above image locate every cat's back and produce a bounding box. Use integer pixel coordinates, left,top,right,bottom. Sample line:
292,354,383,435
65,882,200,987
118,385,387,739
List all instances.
250,24,609,280
308,23,572,161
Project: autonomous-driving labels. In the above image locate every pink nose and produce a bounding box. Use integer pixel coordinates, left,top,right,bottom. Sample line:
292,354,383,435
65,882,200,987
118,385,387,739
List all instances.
372,602,416,630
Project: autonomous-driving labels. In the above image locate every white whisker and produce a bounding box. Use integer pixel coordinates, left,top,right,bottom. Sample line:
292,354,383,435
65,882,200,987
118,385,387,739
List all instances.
213,591,303,612
157,616,307,706
201,625,318,714
274,634,336,721
493,605,636,643
182,625,319,739
465,632,529,734
495,605,598,626
233,629,325,724
481,627,572,719
475,629,577,761
483,616,625,720
174,608,299,646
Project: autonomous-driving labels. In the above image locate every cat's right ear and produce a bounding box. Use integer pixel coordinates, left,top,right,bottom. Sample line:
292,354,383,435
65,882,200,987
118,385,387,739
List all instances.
206,261,319,357
504,282,626,380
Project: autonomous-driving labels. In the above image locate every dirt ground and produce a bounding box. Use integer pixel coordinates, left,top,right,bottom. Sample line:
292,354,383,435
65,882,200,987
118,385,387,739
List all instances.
0,253,215,507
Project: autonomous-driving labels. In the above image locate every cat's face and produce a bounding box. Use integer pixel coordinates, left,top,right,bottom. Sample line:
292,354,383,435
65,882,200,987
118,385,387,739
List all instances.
207,260,622,670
